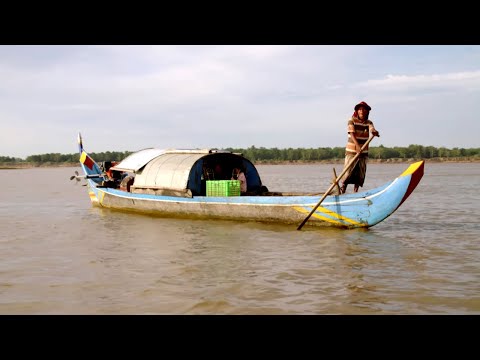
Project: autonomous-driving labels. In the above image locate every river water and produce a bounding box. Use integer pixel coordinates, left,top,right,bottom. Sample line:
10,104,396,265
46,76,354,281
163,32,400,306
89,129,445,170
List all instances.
0,162,478,314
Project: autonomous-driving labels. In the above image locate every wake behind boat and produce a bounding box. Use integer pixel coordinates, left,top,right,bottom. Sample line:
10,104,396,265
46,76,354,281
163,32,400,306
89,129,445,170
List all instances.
73,133,424,229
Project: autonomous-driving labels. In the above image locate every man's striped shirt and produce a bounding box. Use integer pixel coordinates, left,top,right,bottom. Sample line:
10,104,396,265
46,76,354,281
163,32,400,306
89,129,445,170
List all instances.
345,117,377,156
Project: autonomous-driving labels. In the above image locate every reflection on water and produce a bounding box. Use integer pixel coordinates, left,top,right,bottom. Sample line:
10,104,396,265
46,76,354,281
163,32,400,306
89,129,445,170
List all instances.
0,163,479,314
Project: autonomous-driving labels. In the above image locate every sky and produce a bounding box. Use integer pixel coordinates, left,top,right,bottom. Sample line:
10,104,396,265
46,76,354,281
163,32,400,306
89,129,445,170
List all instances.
1,45,479,159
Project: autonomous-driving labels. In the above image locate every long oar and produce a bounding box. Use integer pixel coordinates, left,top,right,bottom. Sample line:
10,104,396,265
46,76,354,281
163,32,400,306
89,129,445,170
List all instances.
297,135,375,230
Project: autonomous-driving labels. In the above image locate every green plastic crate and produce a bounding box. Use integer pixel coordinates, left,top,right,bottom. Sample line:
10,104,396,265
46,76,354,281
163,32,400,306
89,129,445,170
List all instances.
206,180,241,197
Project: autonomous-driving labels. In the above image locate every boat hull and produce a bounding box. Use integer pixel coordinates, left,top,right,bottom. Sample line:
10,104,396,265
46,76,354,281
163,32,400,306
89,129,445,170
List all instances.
84,161,424,229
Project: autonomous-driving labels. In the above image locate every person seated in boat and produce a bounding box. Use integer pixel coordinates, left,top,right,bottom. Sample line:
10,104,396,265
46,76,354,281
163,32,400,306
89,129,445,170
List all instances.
202,163,214,180
231,166,247,194
214,164,225,180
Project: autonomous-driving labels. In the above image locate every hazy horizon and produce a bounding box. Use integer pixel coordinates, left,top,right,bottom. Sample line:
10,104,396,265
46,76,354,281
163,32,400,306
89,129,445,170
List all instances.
3,142,478,161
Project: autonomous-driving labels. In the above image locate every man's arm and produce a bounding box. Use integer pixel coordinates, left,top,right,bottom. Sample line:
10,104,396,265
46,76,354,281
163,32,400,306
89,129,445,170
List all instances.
370,122,380,137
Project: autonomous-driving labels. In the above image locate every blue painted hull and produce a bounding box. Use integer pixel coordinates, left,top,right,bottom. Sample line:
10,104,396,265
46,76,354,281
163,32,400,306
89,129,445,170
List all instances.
80,160,424,229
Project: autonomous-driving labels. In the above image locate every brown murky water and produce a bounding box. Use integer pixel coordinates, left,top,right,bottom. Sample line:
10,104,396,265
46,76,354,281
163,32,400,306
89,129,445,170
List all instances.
0,163,479,314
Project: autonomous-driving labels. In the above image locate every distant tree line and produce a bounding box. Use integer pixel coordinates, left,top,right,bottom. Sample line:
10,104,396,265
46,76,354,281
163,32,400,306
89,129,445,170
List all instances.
0,151,132,166
1,145,479,166
225,145,480,162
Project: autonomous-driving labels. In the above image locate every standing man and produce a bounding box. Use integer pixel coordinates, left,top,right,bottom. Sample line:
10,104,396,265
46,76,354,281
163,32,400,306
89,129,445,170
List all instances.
340,101,380,194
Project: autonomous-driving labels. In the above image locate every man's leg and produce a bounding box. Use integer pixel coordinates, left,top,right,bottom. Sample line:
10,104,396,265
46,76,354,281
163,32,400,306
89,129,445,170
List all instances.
353,184,359,193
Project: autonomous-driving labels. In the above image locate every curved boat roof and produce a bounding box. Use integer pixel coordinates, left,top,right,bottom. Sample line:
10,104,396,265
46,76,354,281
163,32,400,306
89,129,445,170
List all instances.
111,148,213,173
111,148,263,195
134,152,210,190
110,148,166,173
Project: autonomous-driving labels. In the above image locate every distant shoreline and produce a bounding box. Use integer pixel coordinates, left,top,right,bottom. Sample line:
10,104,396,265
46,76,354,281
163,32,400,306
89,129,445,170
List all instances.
1,157,479,169
255,157,480,165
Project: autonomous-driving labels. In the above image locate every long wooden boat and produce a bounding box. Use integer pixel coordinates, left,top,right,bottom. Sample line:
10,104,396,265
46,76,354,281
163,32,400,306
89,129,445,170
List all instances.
73,133,424,229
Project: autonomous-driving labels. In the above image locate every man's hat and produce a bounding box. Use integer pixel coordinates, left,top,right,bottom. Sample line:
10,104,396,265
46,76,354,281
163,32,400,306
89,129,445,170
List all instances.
354,101,371,111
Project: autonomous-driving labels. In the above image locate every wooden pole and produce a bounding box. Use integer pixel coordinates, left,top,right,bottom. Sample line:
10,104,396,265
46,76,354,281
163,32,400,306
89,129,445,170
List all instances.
297,135,375,230
332,167,340,195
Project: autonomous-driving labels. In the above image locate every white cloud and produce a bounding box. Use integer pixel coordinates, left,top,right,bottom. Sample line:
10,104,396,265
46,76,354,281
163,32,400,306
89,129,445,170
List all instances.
1,45,479,158
352,70,480,92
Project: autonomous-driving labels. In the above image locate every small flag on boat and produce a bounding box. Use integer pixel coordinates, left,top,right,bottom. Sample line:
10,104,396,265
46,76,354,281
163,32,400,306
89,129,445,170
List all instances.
77,132,83,153
80,151,95,170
